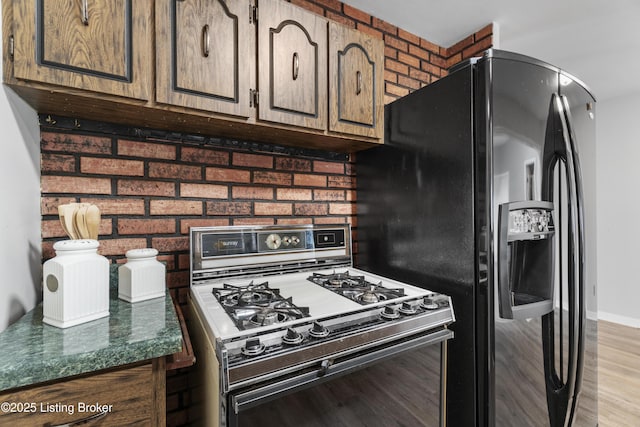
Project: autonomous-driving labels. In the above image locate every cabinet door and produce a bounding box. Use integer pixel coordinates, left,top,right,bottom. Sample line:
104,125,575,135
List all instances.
12,0,151,100
258,0,327,130
329,22,384,139
0,363,156,426
156,0,252,118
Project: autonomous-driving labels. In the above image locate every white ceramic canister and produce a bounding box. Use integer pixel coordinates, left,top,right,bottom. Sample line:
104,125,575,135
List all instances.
118,248,166,303
42,239,110,328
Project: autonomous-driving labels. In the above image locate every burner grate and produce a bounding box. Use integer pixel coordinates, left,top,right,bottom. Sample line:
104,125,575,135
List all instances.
212,281,309,330
307,271,405,305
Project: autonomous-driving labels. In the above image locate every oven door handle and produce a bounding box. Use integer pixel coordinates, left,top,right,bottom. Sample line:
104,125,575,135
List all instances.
318,359,333,376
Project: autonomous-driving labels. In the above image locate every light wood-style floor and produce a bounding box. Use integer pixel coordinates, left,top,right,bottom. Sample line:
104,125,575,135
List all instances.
598,320,640,426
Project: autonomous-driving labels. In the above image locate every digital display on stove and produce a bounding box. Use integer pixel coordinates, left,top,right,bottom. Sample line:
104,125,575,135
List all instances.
201,233,256,257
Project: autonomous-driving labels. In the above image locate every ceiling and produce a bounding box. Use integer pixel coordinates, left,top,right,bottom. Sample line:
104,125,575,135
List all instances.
341,0,640,101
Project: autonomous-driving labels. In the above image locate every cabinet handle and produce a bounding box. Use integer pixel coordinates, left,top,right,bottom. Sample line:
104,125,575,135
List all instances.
202,24,210,58
49,409,109,427
356,71,362,95
81,0,89,25
292,52,299,81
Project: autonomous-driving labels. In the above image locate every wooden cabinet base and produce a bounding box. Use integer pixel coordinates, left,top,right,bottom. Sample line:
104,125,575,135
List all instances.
8,83,378,153
0,359,166,426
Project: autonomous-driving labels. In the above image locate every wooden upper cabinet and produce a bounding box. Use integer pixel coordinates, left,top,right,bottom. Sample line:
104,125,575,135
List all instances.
12,0,152,99
258,0,328,130
329,22,384,139
156,0,252,118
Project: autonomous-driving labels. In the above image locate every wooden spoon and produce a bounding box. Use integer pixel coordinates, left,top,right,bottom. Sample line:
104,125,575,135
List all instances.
58,204,71,239
68,204,82,239
74,205,90,239
85,204,101,240
58,204,78,240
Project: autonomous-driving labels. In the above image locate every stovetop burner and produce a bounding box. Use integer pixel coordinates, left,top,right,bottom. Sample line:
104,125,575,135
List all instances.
307,271,406,305
213,281,310,330
217,281,278,307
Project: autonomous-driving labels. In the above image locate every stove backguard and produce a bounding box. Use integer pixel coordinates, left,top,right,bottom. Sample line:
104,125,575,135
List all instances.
190,224,352,284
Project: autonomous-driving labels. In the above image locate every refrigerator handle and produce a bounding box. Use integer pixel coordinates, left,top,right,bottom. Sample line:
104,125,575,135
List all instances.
561,94,586,422
497,201,555,320
541,94,586,427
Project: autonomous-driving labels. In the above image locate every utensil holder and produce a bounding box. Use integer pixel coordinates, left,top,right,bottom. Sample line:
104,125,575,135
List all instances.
42,240,110,328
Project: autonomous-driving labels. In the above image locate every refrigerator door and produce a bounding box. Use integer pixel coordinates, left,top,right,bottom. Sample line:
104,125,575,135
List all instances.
488,54,560,427
556,78,598,426
488,52,597,426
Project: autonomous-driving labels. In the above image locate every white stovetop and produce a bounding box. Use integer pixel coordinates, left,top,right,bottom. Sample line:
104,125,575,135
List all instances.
190,267,431,340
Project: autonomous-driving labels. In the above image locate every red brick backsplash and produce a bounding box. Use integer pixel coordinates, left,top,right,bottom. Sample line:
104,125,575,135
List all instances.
41,131,356,266
37,3,493,425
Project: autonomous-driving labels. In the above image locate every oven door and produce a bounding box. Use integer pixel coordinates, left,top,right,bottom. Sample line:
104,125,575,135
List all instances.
227,327,453,427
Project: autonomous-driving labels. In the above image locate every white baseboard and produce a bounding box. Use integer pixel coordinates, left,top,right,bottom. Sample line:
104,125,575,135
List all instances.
598,311,640,328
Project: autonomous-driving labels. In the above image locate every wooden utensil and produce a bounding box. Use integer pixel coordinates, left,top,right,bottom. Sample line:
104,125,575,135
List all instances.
69,204,82,240
58,204,78,240
74,205,90,239
58,205,71,239
85,204,101,240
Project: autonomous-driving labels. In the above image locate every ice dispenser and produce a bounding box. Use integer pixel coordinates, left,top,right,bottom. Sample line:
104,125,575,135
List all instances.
497,201,555,319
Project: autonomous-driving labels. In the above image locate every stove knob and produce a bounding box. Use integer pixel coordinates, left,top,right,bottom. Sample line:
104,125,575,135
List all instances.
398,302,417,315
309,321,330,338
282,327,304,345
241,338,266,356
421,297,439,310
291,236,300,246
381,305,400,320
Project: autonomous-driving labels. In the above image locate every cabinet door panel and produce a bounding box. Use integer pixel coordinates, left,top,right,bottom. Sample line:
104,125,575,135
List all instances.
156,0,252,117
0,363,154,426
13,0,151,99
40,0,128,78
329,22,384,138
258,0,327,130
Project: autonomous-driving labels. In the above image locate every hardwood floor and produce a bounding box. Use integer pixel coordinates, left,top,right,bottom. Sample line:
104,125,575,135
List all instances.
598,321,640,426
238,321,639,426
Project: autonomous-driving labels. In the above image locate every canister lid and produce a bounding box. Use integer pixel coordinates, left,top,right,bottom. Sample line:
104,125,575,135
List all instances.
125,248,159,259
53,239,100,251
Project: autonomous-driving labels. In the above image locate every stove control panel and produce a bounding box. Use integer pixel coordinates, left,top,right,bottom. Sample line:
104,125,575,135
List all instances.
191,224,352,275
258,230,308,252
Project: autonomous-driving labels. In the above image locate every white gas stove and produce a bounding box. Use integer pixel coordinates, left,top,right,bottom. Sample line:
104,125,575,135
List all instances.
189,224,455,426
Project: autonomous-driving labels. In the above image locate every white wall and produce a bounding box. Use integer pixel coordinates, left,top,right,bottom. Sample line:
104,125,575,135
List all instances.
596,92,640,327
0,10,41,332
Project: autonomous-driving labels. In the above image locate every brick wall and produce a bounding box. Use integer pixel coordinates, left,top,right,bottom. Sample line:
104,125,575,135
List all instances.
38,2,492,425
40,128,356,299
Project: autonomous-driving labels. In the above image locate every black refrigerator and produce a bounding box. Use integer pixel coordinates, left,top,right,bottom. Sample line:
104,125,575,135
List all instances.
356,49,598,426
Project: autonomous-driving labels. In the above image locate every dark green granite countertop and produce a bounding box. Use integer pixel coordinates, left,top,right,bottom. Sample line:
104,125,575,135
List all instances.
0,280,183,392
